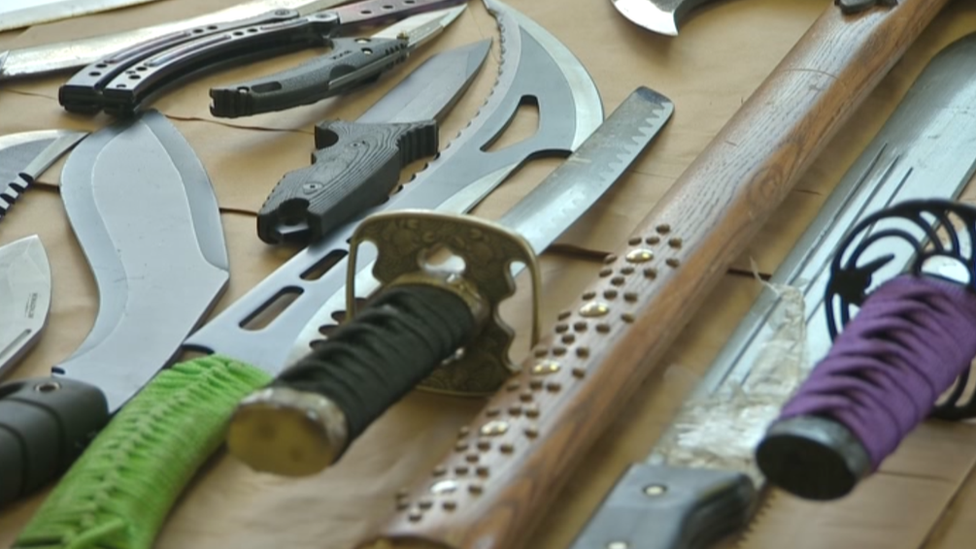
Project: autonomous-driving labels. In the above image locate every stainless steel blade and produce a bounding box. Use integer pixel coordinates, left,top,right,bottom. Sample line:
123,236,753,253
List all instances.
371,4,467,53
56,110,229,412
358,38,492,125
0,0,345,79
611,0,711,36
0,235,51,377
0,0,162,33
183,0,603,374
646,28,976,485
0,129,88,223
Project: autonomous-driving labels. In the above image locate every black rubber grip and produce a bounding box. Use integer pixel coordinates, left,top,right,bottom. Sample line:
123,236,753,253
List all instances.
0,377,109,507
272,285,475,447
210,37,409,118
568,464,757,549
256,118,438,245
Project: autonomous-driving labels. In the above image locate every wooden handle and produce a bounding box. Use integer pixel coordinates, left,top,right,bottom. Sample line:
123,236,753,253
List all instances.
357,1,949,548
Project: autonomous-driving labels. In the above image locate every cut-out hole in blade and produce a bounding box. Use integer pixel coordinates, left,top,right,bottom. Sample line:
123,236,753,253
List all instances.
239,286,304,331
480,95,540,153
300,249,348,281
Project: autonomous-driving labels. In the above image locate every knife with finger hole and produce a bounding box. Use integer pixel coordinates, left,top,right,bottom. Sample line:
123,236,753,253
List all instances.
0,110,229,509
0,130,88,225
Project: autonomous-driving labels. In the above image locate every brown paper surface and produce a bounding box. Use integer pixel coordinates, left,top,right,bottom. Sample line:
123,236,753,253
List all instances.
1,0,976,548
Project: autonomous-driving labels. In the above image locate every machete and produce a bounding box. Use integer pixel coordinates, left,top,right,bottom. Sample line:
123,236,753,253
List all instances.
0,0,162,32
10,38,492,549
0,236,51,380
0,129,87,224
0,110,230,507
226,85,674,476
567,28,976,549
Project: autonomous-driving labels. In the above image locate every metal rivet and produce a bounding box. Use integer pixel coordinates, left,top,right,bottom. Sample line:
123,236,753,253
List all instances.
508,405,522,416
555,323,570,333
645,235,661,244
561,334,576,344
529,379,544,390
576,346,590,358
442,500,457,511
599,268,613,277
596,323,611,333
644,484,668,496
466,453,479,463
622,313,636,323
666,258,681,268
532,360,562,375
627,236,642,245
500,443,514,453
579,301,610,318
476,466,490,477
669,237,683,248
486,408,501,417
625,249,654,263
572,367,586,378
603,289,618,299
469,484,483,494
621,266,635,275
603,254,618,264
557,310,572,320
525,405,540,418
643,267,658,279
610,276,626,286
34,381,61,393
480,420,510,436
656,224,671,234
455,465,469,475
433,466,447,476
430,480,459,494
546,382,562,392
582,291,597,300
624,292,638,302
408,511,422,522
525,426,539,438
455,442,469,452
506,381,521,391
419,499,433,509
573,321,588,332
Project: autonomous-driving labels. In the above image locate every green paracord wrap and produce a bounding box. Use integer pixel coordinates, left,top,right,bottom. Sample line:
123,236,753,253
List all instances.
13,355,272,549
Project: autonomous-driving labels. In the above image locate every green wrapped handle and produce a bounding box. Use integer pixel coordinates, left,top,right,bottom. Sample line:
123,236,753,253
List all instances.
13,355,271,549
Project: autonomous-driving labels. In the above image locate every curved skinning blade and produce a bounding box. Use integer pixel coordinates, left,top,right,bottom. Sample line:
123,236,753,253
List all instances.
0,235,51,377
0,129,87,223
611,0,712,36
57,110,229,412
183,0,604,374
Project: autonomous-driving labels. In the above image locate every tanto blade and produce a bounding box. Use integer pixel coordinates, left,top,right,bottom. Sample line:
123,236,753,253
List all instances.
57,110,229,412
567,29,976,549
0,0,162,33
0,129,88,223
611,0,711,36
0,235,51,378
183,0,603,373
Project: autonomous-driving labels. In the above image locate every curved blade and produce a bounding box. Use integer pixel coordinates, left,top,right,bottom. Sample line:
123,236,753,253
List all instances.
184,0,603,374
1,129,87,223
57,110,229,412
0,235,51,378
611,0,710,36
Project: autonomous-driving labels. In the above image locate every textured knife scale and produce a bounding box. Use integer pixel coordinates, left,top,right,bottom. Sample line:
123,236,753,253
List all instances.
10,110,238,547
358,1,948,548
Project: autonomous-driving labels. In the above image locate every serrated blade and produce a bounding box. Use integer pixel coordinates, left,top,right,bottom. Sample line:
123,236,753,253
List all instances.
0,129,87,223
0,235,51,377
56,110,229,412
183,0,603,374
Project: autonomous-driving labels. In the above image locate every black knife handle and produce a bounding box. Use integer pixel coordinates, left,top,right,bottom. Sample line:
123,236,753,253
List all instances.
0,377,109,507
256,118,438,244
210,36,409,118
568,464,757,549
228,284,475,475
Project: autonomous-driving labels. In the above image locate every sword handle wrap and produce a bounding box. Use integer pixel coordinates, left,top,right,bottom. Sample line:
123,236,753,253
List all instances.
13,356,270,549
357,0,948,547
256,119,438,245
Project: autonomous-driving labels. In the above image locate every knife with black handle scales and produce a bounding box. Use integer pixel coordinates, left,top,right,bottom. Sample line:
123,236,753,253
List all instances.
210,36,409,118
567,465,755,549
257,118,438,244
0,378,108,505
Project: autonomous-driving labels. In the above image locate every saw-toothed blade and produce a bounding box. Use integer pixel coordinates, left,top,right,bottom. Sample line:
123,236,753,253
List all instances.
182,0,604,374
0,130,87,223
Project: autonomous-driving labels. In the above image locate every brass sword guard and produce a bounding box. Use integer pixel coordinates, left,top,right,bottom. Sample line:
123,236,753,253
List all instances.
346,209,544,396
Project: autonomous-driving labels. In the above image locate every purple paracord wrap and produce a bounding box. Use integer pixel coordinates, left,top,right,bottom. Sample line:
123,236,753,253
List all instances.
778,274,976,470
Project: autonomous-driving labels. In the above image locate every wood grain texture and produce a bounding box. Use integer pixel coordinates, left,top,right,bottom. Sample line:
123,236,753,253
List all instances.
356,1,952,548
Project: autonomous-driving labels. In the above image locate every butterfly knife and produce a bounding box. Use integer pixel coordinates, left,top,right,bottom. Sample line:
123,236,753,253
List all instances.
58,0,467,117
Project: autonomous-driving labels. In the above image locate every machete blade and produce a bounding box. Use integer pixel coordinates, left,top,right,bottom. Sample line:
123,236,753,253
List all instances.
0,235,51,377
0,129,87,223
57,110,229,412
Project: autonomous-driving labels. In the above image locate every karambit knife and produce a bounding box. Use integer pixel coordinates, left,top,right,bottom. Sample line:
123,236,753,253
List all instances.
566,29,976,549
227,86,675,476
0,0,162,33
0,129,88,224
0,110,229,508
14,5,601,546
58,0,466,117
0,236,51,381
258,18,485,246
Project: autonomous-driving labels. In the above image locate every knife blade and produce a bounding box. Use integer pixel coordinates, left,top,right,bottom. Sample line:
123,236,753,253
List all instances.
58,0,466,117
0,129,88,224
0,235,51,379
257,34,488,245
0,0,162,32
226,85,675,476
210,5,468,118
0,109,230,507
565,27,976,549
